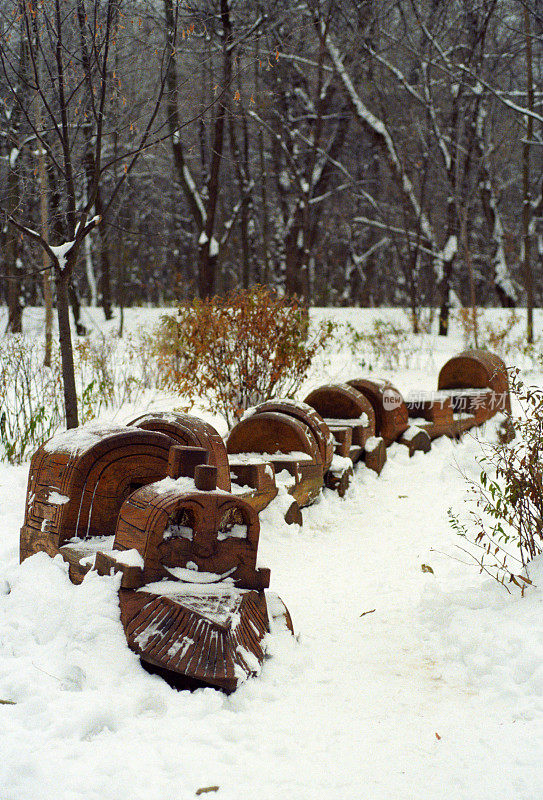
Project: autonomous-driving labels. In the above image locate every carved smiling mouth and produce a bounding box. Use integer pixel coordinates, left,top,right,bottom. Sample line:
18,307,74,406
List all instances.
163,565,237,584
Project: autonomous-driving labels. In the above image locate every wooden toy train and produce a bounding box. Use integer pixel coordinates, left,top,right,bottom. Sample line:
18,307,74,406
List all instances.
20,348,511,692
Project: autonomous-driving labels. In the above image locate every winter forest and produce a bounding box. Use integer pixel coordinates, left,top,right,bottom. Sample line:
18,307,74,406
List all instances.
1,0,542,331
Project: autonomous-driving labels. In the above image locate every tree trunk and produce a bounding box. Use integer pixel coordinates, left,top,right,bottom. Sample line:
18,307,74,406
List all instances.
98,221,113,320
69,283,87,336
38,146,53,366
523,6,534,343
55,269,79,429
197,242,218,298
5,129,24,334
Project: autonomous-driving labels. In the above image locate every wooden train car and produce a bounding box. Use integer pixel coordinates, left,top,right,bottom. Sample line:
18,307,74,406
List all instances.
404,390,478,439
20,425,174,566
226,410,324,508
302,383,384,483
437,349,510,418
346,378,408,446
251,399,335,472
248,398,355,496
304,383,375,461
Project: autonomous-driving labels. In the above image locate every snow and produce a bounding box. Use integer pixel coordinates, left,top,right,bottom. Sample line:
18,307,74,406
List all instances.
324,414,369,426
42,423,127,456
328,453,352,474
209,237,219,258
183,166,206,223
109,549,144,568
163,566,237,583
230,451,312,463
9,147,19,169
66,535,115,554
217,524,247,542
441,234,458,262
49,240,76,271
47,491,69,505
2,306,543,799
364,436,382,453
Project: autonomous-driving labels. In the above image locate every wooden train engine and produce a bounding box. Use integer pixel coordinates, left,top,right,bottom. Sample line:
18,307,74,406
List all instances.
20,425,292,692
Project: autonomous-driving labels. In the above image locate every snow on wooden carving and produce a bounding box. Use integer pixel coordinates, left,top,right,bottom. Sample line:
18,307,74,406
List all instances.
304,383,376,467
398,426,432,456
363,436,387,475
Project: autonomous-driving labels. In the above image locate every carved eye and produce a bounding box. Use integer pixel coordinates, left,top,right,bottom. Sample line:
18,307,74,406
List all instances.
164,507,195,542
218,506,248,541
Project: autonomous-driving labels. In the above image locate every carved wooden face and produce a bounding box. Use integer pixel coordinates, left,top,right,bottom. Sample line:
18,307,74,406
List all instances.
155,495,260,582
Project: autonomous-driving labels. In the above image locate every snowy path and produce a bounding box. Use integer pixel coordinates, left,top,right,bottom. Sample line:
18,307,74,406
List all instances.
1,429,543,799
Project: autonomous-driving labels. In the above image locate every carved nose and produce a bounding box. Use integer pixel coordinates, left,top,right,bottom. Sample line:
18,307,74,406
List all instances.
192,530,216,558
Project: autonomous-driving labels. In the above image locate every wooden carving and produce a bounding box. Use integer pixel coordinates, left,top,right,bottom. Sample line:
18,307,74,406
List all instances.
346,378,409,445
226,411,324,507
114,465,269,590
228,459,278,515
324,461,353,496
363,436,387,475
227,411,322,464
328,425,352,458
129,412,231,491
324,421,368,463
119,586,273,693
437,349,510,417
112,461,291,691
252,399,334,472
20,425,174,564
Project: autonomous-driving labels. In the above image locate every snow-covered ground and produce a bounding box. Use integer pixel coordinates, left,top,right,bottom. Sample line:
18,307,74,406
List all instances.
1,307,543,800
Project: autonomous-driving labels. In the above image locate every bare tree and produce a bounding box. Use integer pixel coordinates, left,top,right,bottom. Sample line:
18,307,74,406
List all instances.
0,0,173,426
